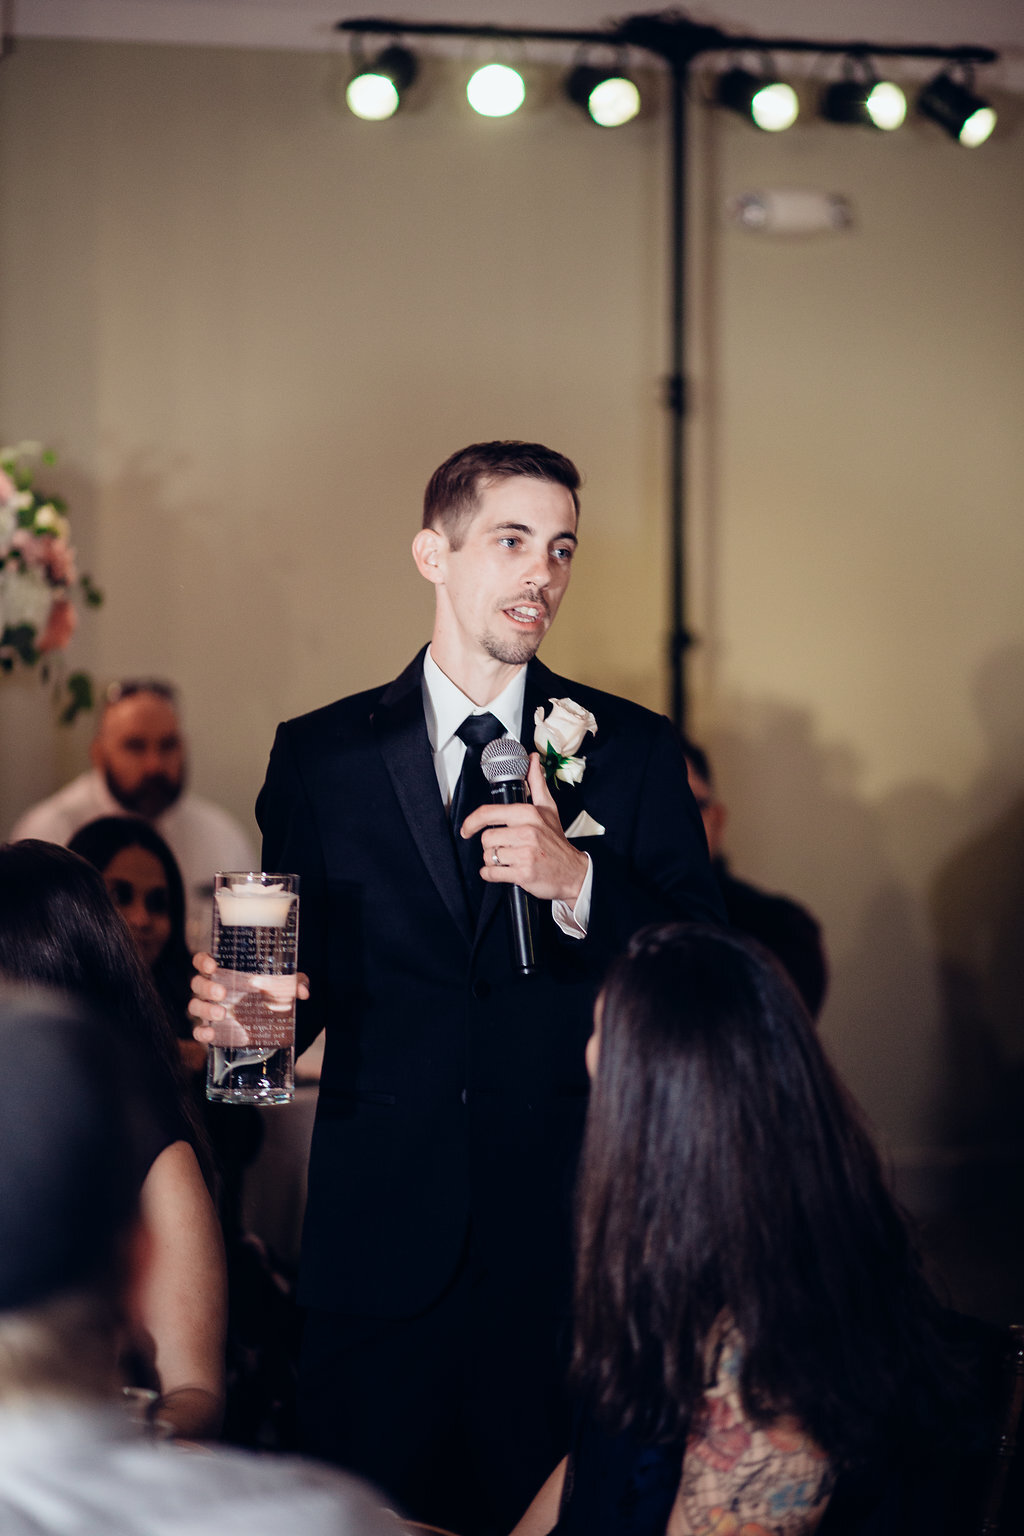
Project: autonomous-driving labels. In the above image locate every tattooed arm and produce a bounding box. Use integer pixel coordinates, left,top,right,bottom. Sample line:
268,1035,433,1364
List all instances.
666,1329,834,1536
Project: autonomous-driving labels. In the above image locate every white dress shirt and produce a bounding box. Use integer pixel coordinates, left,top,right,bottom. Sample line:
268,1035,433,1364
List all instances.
0,1400,400,1536
10,768,257,952
421,647,592,936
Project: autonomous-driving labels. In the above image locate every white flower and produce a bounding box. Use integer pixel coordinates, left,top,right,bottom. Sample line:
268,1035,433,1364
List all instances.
534,697,597,787
1,440,42,463
534,697,598,758
553,754,586,785
33,503,69,540
0,502,16,554
0,566,52,632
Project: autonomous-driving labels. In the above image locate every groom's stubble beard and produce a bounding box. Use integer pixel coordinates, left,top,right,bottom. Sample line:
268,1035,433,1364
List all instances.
479,587,555,667
481,630,545,667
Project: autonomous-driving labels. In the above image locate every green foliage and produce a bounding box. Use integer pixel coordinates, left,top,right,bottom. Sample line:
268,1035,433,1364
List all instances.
3,625,40,667
59,671,95,726
80,573,104,608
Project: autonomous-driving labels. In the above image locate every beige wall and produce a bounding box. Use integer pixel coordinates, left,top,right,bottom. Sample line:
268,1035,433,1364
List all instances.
2,39,1022,1190
1,39,671,804
684,82,1024,1172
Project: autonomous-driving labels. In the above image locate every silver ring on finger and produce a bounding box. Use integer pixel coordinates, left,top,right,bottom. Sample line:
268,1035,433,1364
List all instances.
491,848,500,866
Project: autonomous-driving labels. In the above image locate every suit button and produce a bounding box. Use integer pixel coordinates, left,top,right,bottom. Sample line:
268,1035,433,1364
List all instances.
461,1089,468,1105
472,979,491,1001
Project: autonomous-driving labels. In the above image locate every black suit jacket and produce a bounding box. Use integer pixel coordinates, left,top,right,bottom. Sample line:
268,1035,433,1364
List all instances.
257,650,723,1318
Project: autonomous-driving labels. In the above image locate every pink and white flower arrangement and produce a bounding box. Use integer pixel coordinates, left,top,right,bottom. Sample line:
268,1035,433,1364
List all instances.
0,442,102,721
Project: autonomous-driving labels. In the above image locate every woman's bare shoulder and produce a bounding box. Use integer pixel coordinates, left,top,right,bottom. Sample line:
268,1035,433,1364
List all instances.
666,1324,834,1536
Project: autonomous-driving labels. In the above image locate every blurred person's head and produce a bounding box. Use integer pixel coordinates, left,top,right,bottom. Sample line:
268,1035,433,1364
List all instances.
574,922,953,1468
90,680,185,820
679,736,726,858
68,817,187,972
0,988,147,1403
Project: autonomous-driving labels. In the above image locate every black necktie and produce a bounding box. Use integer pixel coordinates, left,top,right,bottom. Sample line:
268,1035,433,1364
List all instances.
450,712,505,912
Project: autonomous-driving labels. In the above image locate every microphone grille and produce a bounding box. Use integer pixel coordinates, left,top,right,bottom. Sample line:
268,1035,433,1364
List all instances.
481,734,530,784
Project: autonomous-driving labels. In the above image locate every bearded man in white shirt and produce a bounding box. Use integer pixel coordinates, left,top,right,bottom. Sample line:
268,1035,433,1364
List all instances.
11,679,255,950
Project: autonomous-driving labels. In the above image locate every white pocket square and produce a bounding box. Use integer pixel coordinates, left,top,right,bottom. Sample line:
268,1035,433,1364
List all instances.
565,810,605,840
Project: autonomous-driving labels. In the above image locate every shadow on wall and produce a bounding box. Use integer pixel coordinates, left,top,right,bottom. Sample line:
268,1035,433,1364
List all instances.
706,647,1024,1320
928,643,1024,1164
707,700,939,1156
93,449,304,825
901,641,1024,1323
707,648,1024,1204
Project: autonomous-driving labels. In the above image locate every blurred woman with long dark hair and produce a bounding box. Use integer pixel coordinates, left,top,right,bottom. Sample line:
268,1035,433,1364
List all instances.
68,814,266,1240
513,923,977,1536
0,839,226,1440
68,814,196,1051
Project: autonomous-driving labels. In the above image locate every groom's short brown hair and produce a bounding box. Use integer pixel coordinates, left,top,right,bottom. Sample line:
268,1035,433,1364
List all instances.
422,441,581,549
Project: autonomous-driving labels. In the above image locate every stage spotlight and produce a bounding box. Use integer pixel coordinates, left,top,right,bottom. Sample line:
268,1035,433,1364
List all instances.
345,45,417,121
865,81,908,130
823,77,907,131
919,69,996,146
566,65,641,127
718,67,799,132
467,62,526,118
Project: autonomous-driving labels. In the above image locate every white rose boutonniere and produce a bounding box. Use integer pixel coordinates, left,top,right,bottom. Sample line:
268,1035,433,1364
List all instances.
534,696,598,788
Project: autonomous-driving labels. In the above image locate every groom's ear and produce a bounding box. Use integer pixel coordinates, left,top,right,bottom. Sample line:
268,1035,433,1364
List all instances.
412,526,447,585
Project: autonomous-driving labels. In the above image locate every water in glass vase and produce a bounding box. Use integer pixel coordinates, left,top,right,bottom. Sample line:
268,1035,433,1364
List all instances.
206,873,299,1105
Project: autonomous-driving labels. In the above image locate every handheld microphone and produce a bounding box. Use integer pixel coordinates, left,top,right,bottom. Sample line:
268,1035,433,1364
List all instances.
480,734,540,976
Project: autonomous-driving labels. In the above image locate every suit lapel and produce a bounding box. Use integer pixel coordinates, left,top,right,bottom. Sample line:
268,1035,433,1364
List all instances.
525,660,586,834
373,650,473,945
375,654,600,954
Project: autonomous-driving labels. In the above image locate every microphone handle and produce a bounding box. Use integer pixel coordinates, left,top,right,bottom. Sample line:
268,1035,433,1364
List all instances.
490,779,540,975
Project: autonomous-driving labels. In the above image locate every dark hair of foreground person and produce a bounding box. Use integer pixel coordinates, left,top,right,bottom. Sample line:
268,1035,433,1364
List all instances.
572,923,971,1473
0,839,226,1440
0,838,184,1092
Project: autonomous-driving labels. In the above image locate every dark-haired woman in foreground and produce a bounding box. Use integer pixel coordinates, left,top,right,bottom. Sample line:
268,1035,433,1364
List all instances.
0,840,227,1440
513,924,976,1536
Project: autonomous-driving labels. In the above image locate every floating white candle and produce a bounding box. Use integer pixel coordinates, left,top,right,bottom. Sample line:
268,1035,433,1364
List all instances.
214,881,296,928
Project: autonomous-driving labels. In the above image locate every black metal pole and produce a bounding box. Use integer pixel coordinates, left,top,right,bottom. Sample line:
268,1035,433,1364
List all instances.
0,0,16,61
337,13,995,65
667,54,689,730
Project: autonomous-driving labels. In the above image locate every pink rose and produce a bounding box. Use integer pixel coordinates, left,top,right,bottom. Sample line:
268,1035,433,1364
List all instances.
11,529,47,569
44,536,77,585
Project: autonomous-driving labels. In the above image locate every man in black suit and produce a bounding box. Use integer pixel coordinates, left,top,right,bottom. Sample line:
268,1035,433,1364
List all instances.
193,442,722,1534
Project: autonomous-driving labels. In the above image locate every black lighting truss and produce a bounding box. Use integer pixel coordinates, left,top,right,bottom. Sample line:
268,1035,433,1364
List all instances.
337,11,998,727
